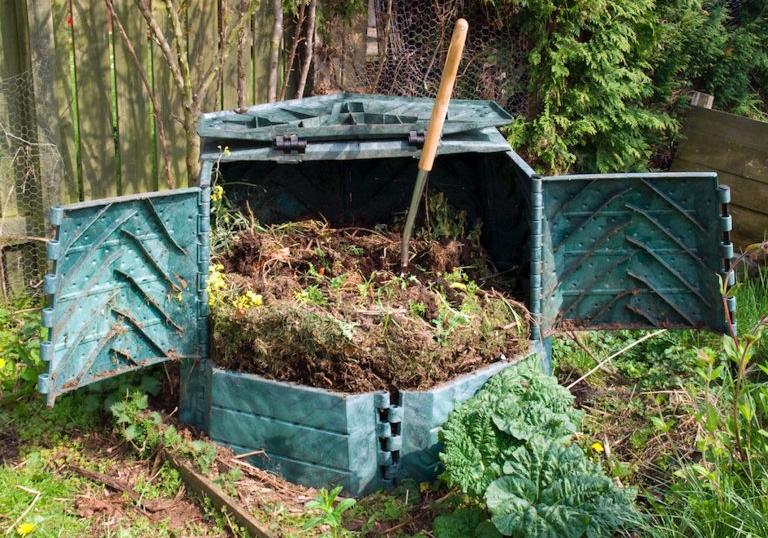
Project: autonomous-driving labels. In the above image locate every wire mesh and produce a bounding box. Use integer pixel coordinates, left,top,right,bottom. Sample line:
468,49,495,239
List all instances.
363,0,529,116
0,65,63,302
313,1,529,114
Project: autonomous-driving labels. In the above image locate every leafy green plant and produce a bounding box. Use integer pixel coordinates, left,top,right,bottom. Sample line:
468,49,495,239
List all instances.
439,366,639,537
303,485,356,537
0,300,45,401
440,366,583,496
433,506,502,538
485,437,638,537
110,391,218,474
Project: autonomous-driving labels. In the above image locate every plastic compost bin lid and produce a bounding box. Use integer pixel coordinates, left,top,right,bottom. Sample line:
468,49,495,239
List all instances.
197,93,513,143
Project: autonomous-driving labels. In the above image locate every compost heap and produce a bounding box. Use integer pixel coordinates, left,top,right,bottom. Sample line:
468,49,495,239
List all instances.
209,195,529,392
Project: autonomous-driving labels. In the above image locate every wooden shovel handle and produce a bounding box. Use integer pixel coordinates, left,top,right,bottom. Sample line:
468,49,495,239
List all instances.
418,18,468,172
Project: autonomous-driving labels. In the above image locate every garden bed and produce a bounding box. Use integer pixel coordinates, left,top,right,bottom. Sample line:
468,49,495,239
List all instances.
208,200,530,393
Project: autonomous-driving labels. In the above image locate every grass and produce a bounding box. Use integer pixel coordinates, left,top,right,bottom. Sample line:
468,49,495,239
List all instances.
0,453,90,537
553,266,768,537
642,459,768,538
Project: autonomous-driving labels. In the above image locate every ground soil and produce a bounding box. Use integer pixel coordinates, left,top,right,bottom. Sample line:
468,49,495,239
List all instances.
211,220,529,393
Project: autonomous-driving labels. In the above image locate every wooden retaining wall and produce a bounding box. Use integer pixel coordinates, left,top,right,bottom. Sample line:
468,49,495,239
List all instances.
672,106,768,247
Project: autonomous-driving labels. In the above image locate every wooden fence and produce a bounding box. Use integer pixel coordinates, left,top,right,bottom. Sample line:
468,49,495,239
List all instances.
1,0,276,205
672,106,768,247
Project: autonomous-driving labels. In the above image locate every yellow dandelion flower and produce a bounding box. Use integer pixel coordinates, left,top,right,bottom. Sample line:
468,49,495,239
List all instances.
17,522,36,536
591,441,604,454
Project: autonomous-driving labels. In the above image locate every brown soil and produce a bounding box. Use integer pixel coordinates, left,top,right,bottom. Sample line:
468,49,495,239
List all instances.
211,220,529,393
0,424,19,463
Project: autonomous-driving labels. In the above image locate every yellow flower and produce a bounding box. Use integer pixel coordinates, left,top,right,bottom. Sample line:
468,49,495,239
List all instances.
17,522,36,536
591,441,605,454
207,264,228,308
233,291,263,310
210,185,224,203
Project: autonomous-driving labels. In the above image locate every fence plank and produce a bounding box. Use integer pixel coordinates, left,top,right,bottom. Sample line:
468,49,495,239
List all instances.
251,0,272,103
50,0,80,203
154,3,186,188
73,0,116,199
672,106,768,248
114,1,155,195
188,0,220,113
25,0,75,207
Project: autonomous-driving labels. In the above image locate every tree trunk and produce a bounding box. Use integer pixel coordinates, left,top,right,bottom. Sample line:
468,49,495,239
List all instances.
295,0,317,98
268,0,283,102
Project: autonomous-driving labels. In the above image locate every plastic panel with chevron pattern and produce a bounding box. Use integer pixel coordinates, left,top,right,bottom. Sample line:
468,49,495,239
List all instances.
535,172,729,336
38,188,205,406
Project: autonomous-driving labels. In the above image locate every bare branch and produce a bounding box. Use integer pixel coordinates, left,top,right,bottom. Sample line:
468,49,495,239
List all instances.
105,0,175,188
135,0,185,92
236,0,250,111
296,0,317,98
197,1,260,102
165,0,193,108
280,2,306,101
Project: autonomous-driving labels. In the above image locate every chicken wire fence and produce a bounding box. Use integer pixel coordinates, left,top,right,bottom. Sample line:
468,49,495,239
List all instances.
0,65,63,303
315,0,530,116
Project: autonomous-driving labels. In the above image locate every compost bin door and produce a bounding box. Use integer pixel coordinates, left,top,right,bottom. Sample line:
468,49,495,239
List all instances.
38,188,208,405
534,172,733,336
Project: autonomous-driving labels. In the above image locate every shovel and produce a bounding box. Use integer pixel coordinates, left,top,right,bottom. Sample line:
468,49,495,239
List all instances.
401,18,469,271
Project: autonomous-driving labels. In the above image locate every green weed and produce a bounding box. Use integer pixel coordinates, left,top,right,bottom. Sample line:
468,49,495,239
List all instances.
303,486,356,537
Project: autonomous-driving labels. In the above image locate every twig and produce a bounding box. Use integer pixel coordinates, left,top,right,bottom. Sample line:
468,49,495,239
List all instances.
4,486,40,535
567,329,666,389
67,464,175,513
233,449,265,460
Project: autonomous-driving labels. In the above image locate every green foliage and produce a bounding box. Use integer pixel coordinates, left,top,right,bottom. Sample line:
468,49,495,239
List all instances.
110,391,218,474
303,485,356,537
0,452,91,537
485,437,637,538
495,0,767,173
502,0,676,173
695,0,768,119
433,506,502,538
438,366,638,537
440,366,583,496
0,299,45,401
553,329,709,390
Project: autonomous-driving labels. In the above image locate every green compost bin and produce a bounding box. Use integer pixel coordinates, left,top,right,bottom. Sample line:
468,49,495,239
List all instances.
39,93,735,495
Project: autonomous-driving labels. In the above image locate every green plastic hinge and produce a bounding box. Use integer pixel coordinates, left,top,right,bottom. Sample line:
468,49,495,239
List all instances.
719,187,737,336
376,395,401,484
529,176,543,340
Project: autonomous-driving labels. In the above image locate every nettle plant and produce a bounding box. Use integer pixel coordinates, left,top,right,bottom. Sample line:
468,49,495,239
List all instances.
438,367,639,537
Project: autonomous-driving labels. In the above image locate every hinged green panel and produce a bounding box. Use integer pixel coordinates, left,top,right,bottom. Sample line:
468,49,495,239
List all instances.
534,172,732,335
38,188,208,405
197,93,512,143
